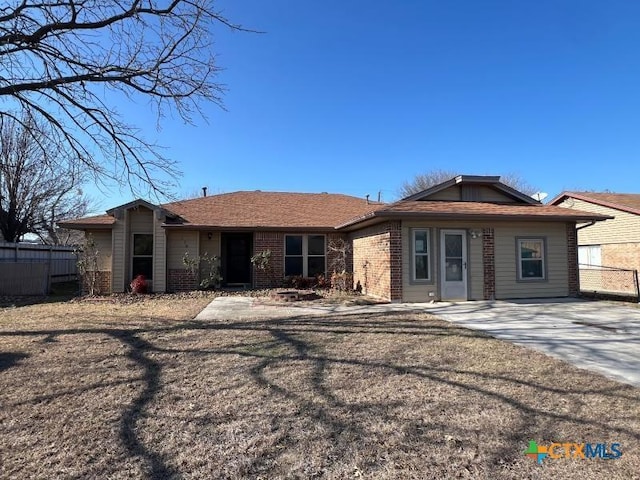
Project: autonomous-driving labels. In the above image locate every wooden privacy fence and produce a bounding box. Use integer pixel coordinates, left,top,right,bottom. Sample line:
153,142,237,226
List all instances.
0,242,78,295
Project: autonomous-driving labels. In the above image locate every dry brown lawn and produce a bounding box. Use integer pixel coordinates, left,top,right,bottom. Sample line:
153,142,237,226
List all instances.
1,294,639,479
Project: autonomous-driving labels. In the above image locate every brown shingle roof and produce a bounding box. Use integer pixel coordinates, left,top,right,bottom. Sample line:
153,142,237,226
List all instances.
162,191,382,229
338,201,611,228
60,191,611,232
550,191,640,216
57,214,116,228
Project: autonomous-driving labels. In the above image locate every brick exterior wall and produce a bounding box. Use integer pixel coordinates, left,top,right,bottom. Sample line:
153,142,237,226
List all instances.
81,270,111,295
567,223,579,296
482,228,495,300
602,242,640,272
253,232,284,288
599,242,640,293
352,221,402,301
168,268,198,292
253,232,353,288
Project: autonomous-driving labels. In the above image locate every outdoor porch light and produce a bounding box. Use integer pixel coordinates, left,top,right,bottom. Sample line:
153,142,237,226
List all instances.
469,229,481,239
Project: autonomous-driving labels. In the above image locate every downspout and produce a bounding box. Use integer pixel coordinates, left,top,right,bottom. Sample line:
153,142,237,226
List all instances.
573,221,595,298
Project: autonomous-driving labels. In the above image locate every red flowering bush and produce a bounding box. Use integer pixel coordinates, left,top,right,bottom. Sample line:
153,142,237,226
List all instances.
130,274,148,294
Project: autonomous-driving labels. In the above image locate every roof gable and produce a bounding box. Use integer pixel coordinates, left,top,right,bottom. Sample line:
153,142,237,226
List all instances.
402,175,539,205
550,191,640,217
106,198,160,215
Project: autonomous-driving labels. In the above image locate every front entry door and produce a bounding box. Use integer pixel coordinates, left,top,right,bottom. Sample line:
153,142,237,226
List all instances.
440,230,468,300
221,233,253,286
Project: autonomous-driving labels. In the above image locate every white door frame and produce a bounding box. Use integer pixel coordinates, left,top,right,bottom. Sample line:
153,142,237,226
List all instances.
440,229,468,300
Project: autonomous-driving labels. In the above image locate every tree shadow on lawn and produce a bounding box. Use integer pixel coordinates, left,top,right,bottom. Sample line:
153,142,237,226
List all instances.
0,351,29,372
2,310,640,478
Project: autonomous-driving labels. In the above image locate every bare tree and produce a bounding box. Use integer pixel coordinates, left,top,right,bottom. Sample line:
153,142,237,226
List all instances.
399,169,539,198
0,113,90,243
0,1,247,194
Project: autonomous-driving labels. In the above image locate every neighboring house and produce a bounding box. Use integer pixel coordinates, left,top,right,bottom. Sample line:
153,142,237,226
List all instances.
550,191,640,292
59,176,607,301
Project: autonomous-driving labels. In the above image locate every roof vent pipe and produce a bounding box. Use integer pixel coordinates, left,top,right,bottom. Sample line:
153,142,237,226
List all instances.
202,187,207,197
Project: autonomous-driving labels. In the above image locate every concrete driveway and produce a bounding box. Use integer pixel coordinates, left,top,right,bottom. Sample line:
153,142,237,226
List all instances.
196,296,640,388
424,298,640,388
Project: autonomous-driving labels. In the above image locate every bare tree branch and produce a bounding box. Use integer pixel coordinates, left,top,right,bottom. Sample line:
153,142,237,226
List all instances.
0,1,251,195
0,112,91,244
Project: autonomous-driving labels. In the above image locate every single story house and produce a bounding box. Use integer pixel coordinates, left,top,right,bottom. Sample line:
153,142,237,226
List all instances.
60,175,608,302
550,191,640,293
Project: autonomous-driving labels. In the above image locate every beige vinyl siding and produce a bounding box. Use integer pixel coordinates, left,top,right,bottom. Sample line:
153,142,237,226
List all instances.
129,207,154,232
199,231,221,257
557,198,640,244
111,213,126,292
494,222,568,299
422,185,518,203
85,230,112,271
427,185,461,201
402,220,484,302
153,212,167,292
476,185,519,203
199,231,221,279
167,230,199,270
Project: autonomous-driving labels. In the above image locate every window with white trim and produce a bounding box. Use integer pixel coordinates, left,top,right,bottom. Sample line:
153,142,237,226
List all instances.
285,235,326,277
132,233,153,280
412,229,431,281
517,238,545,280
578,245,601,268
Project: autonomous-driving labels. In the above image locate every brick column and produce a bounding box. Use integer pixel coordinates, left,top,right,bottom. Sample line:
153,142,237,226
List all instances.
482,228,495,300
389,221,403,302
567,222,579,296
253,232,284,288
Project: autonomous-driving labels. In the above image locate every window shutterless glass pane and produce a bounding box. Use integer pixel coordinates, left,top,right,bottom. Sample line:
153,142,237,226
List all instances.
445,259,463,281
520,241,542,259
285,256,303,276
307,256,326,277
521,259,543,278
285,236,303,256
133,234,154,255
445,234,462,257
132,257,153,279
308,235,325,256
414,230,428,253
415,255,429,279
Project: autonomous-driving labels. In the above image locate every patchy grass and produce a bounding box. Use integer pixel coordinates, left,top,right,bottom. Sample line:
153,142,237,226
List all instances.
1,296,639,479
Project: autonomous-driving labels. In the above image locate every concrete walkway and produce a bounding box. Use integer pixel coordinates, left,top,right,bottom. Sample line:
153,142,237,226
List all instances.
194,296,429,321
195,296,640,388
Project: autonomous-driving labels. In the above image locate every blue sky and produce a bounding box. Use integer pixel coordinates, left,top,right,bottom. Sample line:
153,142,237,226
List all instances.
92,0,640,211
